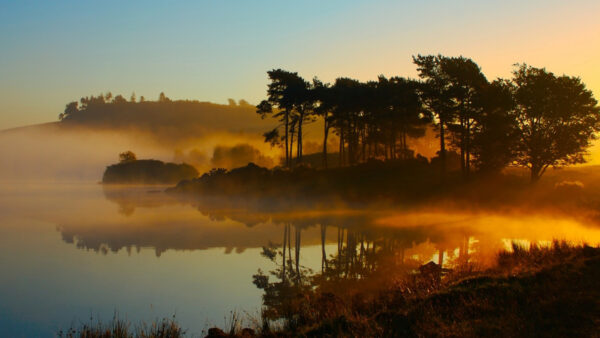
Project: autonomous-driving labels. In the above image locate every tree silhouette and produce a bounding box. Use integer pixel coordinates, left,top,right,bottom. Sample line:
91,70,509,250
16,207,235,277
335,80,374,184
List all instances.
413,55,456,178
438,56,488,178
263,128,281,148
158,92,169,102
59,101,79,120
119,151,137,163
112,94,127,104
471,80,518,172
510,64,600,182
311,78,334,168
380,76,431,160
257,69,310,167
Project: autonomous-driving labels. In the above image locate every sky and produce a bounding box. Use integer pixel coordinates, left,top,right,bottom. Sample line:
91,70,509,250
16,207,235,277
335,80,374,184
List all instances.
1,0,599,130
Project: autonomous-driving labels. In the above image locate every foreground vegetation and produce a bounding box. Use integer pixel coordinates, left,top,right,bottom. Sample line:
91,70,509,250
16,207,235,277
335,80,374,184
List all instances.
57,315,184,338
249,241,600,337
60,242,600,337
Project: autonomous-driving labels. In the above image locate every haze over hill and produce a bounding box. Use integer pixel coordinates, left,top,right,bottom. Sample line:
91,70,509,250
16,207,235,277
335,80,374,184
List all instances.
0,98,283,181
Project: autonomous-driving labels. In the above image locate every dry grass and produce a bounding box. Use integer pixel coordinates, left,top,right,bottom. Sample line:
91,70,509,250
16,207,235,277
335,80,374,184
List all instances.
57,313,185,338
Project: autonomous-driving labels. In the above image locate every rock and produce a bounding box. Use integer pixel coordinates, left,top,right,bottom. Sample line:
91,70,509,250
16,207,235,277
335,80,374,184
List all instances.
241,327,256,336
205,327,227,338
419,261,441,276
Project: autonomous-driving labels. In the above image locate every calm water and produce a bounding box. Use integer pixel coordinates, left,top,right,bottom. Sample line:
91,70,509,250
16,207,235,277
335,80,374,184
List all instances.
1,182,600,337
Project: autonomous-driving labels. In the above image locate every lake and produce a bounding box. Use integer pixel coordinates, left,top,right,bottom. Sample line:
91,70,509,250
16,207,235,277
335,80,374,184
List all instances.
1,182,599,336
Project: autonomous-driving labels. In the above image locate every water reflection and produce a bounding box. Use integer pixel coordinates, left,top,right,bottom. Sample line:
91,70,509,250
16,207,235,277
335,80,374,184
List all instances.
2,183,600,336
53,185,600,270
59,185,600,330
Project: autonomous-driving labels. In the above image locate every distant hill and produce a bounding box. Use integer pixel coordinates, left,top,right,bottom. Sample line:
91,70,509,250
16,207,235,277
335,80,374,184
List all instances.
2,99,278,143
0,99,285,182
102,159,198,184
0,121,61,134
58,99,276,142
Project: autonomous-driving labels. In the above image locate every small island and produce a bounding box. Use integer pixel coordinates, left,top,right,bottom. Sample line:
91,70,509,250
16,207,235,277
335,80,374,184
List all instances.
102,151,198,184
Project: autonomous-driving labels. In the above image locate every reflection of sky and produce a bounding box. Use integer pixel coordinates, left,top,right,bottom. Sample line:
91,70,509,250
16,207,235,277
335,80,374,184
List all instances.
0,183,334,336
0,217,266,336
2,182,600,336
1,0,599,134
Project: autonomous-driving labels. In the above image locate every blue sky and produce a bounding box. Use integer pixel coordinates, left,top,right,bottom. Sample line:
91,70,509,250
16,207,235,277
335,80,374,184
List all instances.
1,0,599,129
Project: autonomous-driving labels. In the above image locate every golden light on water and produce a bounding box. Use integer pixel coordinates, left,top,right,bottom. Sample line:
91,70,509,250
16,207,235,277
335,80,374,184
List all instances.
375,211,600,267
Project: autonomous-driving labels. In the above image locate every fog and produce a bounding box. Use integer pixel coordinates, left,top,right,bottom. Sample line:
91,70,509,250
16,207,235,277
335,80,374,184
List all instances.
0,121,281,183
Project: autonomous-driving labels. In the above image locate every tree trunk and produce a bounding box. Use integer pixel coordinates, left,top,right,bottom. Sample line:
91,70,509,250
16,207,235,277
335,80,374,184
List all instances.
466,120,471,179
362,128,366,163
295,226,301,280
320,224,327,272
297,108,304,163
282,224,287,281
284,110,289,167
287,224,292,272
289,125,295,167
530,164,542,183
323,114,329,168
460,117,465,177
339,129,344,167
439,118,446,178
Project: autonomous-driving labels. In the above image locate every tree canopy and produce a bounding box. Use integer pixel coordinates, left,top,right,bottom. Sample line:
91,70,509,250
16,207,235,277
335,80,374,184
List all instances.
258,56,600,182
510,64,600,181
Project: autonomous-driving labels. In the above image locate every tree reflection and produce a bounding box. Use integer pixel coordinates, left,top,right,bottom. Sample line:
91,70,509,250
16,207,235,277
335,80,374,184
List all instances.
251,219,465,330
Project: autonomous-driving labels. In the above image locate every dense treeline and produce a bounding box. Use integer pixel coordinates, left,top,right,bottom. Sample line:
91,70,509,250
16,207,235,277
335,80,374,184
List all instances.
59,92,170,121
57,92,273,142
257,55,600,182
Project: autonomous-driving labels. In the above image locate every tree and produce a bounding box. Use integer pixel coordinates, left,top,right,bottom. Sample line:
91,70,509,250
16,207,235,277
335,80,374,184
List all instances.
263,128,281,148
158,92,169,102
59,101,79,120
510,64,600,182
438,56,488,178
130,92,136,103
413,55,456,178
257,69,309,167
330,77,363,165
293,79,315,164
79,94,106,109
119,151,137,163
414,55,488,178
112,94,127,104
470,80,518,173
382,76,431,160
312,78,334,168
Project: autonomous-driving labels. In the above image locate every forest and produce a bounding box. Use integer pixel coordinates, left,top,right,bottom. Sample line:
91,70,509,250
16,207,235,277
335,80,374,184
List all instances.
256,55,600,183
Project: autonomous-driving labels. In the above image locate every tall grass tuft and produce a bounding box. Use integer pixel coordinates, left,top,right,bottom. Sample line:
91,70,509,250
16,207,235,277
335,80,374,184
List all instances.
57,313,185,338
